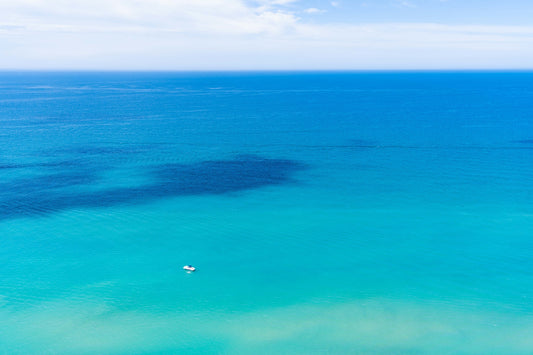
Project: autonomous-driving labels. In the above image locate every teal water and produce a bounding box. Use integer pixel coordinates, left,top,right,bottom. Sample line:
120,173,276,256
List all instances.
1,72,533,354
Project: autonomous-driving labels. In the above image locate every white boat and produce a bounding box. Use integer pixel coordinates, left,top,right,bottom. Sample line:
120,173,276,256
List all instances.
183,265,196,272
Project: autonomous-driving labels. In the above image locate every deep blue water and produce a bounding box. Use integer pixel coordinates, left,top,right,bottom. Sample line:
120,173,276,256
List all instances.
1,71,533,354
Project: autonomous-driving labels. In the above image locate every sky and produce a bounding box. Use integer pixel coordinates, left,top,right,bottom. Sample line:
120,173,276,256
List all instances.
0,0,532,70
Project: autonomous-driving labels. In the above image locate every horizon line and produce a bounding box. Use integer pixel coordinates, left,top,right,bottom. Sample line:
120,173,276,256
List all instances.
1,68,533,73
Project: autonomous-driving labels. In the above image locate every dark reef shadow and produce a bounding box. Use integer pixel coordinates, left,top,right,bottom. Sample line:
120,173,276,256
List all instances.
0,153,306,221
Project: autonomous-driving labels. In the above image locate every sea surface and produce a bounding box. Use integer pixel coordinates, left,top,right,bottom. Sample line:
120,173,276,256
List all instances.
0,71,532,354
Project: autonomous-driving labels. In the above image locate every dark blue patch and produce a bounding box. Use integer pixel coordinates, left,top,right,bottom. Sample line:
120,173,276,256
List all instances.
49,145,146,156
514,139,533,145
0,159,87,170
0,154,305,220
0,171,97,194
347,139,380,148
152,155,302,195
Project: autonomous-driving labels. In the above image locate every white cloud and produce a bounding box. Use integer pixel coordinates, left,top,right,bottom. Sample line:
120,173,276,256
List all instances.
0,0,532,69
304,8,326,14
0,0,297,36
395,0,418,8
256,0,301,5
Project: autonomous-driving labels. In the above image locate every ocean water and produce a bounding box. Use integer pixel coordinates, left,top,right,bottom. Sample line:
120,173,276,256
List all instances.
0,71,532,354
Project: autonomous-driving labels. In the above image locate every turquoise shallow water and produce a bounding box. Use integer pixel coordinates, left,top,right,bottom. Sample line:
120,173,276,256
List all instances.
1,72,533,354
